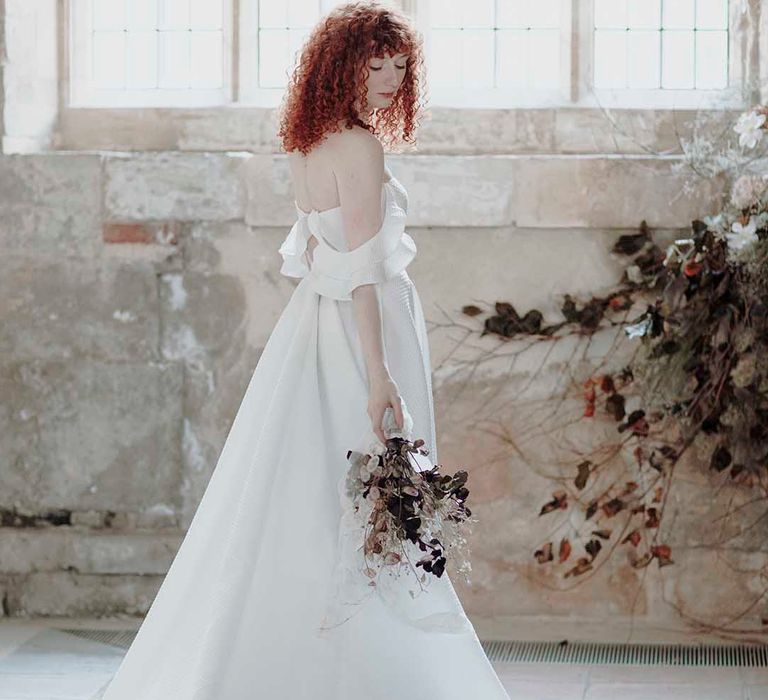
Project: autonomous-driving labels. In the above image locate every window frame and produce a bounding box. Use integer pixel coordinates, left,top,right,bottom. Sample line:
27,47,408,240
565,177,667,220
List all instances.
67,0,235,108
579,0,748,110
413,0,574,109
55,0,758,153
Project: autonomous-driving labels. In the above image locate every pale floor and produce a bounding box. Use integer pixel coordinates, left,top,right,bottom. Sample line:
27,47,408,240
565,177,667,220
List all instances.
1,618,767,700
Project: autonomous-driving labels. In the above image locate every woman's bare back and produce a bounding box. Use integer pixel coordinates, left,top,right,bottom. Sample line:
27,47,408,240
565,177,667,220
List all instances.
287,125,389,263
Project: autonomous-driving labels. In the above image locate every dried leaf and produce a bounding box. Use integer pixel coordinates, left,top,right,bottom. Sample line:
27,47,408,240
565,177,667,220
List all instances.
494,302,519,319
620,481,639,496
613,230,650,256
645,508,660,528
710,446,732,472
561,295,580,323
462,304,483,317
534,542,554,564
651,544,674,566
606,393,626,421
631,552,653,568
585,539,602,560
575,461,592,490
602,498,625,518
539,491,568,516
564,557,594,578
609,295,633,311
618,410,649,437
383,551,401,565
521,310,543,334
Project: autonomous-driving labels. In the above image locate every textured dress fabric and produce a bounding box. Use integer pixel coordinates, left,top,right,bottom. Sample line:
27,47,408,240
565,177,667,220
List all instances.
100,164,511,700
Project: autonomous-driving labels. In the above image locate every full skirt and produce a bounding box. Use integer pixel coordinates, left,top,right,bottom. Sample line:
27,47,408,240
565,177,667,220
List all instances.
102,271,510,699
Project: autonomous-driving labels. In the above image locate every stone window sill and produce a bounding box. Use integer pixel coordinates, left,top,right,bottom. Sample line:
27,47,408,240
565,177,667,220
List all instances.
52,105,743,156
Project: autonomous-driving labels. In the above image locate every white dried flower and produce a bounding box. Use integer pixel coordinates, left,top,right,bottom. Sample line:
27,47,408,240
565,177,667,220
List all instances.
704,213,726,236
726,217,759,252
734,110,767,149
360,459,378,481
626,264,644,282
730,174,768,209
365,438,387,457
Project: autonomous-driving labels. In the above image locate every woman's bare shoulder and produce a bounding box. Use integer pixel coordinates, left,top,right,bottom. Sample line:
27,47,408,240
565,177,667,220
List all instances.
324,128,383,177
287,126,382,182
327,125,381,152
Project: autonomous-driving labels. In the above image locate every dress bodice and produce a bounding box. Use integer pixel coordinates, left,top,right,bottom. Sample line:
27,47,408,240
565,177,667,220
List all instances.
297,174,409,252
278,171,417,301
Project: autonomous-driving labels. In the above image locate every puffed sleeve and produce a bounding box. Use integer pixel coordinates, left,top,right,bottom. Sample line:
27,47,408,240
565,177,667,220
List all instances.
306,189,417,301
278,203,312,279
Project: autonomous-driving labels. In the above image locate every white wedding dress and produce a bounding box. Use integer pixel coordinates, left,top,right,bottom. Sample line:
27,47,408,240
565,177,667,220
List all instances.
101,162,511,699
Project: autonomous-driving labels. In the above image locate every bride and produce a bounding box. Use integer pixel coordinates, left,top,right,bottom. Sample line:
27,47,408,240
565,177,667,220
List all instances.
101,2,510,698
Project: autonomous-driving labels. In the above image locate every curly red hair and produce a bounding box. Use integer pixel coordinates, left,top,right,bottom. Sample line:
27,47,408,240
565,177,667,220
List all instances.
277,1,428,154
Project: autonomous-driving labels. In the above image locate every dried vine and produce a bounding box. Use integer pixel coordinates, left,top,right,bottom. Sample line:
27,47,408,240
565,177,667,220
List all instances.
431,103,768,638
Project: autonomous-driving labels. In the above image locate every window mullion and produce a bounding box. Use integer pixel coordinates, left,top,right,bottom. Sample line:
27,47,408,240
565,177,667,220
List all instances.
565,0,580,103
230,0,240,102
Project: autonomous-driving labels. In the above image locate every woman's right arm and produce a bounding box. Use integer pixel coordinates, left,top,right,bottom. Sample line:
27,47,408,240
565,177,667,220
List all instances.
333,131,404,444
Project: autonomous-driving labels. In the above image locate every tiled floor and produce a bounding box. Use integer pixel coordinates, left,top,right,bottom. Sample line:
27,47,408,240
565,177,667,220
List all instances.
1,618,767,700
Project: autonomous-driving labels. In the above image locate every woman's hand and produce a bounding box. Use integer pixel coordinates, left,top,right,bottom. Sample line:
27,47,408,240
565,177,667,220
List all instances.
367,371,404,445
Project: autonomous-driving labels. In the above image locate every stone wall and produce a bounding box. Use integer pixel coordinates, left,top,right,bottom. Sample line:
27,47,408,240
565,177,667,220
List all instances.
5,148,753,638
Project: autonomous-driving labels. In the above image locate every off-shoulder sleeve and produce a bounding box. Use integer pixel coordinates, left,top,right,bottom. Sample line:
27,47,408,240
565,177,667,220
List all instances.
278,203,312,279
306,197,416,301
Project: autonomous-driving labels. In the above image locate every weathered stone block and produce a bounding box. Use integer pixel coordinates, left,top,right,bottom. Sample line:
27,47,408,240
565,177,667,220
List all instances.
657,449,768,553
0,256,161,362
158,264,257,525
70,504,178,530
177,107,280,152
243,153,292,226
420,108,557,154
1,572,163,617
0,154,102,253
182,221,298,344
0,360,184,512
159,271,247,363
643,547,768,628
0,529,182,575
553,109,712,155
104,152,248,221
512,156,726,229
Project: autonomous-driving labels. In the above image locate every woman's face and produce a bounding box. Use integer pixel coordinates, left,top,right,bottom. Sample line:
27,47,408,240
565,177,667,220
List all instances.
363,51,409,111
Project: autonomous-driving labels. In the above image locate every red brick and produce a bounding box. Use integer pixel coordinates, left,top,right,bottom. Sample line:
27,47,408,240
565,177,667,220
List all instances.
103,222,180,245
